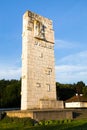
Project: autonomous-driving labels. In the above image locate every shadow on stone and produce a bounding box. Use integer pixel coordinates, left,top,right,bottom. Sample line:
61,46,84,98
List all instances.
0,111,6,120
73,112,81,118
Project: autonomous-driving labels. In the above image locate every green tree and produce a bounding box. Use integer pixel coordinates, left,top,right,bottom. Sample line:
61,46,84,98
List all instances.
0,79,21,108
56,82,75,101
75,81,85,95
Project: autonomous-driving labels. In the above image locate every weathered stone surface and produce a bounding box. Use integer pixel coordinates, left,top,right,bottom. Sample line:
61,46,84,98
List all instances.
40,100,64,109
7,110,73,121
21,11,63,110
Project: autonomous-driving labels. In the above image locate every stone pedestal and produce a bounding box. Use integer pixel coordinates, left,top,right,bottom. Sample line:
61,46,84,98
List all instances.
40,100,64,109
7,109,73,121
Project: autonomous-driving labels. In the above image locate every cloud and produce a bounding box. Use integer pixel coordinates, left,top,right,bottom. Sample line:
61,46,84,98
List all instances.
58,50,87,65
0,66,21,80
55,65,87,84
55,50,87,84
55,39,79,49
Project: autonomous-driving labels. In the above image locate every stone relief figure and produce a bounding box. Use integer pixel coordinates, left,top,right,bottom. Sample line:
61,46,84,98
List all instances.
34,20,40,36
34,20,45,39
40,24,45,39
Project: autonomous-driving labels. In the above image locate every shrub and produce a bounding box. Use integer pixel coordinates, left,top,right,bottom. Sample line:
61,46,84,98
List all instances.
37,119,73,126
1,116,35,126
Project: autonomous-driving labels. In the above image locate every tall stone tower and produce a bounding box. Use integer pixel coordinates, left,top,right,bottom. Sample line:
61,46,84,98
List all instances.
21,11,63,110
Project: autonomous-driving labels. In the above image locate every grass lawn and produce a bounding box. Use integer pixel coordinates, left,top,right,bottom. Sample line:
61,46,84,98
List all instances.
0,116,87,130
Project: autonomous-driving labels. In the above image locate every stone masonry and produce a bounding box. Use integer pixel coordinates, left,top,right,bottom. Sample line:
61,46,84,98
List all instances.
21,11,64,110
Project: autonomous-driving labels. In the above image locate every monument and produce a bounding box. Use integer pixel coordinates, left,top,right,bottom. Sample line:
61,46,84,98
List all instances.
6,11,73,121
21,10,64,110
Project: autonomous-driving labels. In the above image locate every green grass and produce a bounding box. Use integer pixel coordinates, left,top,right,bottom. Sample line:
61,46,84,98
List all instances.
0,116,87,130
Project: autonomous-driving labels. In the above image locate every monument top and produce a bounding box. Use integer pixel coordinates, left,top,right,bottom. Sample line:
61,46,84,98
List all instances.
22,10,54,44
23,10,52,22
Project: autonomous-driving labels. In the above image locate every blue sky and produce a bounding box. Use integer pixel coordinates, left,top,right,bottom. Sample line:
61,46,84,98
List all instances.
0,0,87,84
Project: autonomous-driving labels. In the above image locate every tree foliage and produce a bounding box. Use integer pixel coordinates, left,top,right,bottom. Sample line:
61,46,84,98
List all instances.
56,81,87,101
0,79,21,108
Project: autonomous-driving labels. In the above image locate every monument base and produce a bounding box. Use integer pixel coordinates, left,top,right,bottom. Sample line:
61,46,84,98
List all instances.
7,109,73,121
40,100,64,109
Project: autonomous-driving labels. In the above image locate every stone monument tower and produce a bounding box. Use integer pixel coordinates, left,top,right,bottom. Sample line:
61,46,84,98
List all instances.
21,11,63,110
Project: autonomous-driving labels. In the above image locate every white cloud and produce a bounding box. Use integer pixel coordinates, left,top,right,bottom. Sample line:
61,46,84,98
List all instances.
55,50,87,84
55,39,79,49
58,50,87,65
55,65,87,84
0,66,21,80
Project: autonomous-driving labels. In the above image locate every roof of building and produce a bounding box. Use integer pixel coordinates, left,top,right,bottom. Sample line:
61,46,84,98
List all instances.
65,95,87,102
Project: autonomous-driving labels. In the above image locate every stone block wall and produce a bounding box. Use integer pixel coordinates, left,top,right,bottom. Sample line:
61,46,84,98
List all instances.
40,100,64,109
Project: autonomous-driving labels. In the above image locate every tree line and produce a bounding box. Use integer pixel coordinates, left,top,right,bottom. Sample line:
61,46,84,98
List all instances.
56,81,87,101
0,79,87,108
0,79,21,108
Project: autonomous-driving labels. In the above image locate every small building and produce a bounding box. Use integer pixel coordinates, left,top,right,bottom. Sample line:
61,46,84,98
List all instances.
65,94,87,108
